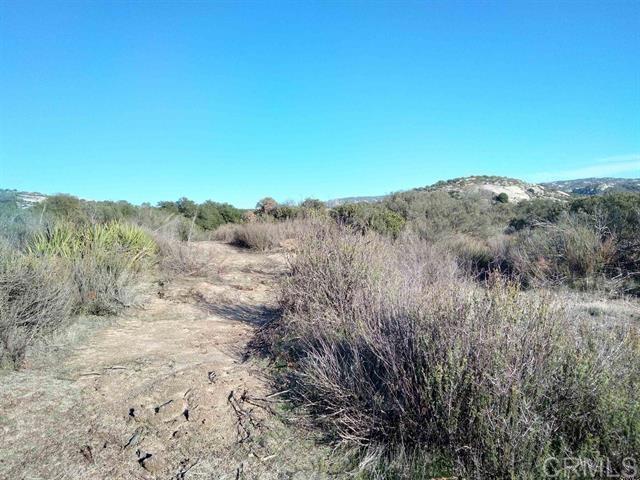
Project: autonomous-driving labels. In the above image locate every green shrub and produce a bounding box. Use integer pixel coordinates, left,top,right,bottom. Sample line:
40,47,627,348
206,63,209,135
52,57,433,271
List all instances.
496,192,509,203
33,194,89,225
509,198,567,231
331,203,406,238
387,190,512,241
271,204,299,221
86,200,137,223
157,197,243,231
300,198,325,211
28,222,157,270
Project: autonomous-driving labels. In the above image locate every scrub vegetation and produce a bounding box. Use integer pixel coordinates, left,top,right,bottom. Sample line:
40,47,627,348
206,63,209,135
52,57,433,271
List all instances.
1,181,638,478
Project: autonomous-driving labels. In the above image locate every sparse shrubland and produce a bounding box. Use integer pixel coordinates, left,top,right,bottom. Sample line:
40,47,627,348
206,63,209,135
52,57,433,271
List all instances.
266,223,640,478
0,213,159,366
2,183,638,477
217,219,310,251
0,189,251,367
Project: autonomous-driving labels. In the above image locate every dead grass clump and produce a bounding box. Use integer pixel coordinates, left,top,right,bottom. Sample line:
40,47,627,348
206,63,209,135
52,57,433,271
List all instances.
270,224,640,478
230,223,283,251
219,220,313,252
210,223,239,243
154,236,213,277
71,251,143,315
0,243,74,367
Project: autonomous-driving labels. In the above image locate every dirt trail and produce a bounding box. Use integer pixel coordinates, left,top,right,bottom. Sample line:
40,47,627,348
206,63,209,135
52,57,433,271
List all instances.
0,242,332,479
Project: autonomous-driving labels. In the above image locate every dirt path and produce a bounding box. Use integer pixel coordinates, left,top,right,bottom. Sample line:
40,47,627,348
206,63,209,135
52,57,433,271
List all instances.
0,242,333,479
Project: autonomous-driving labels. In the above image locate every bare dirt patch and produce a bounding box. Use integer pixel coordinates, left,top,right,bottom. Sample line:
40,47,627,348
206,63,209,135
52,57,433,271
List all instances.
0,242,336,479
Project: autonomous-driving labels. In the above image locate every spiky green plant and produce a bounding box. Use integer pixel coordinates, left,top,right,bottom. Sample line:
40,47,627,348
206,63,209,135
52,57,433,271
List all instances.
83,222,157,267
27,223,82,258
28,222,157,269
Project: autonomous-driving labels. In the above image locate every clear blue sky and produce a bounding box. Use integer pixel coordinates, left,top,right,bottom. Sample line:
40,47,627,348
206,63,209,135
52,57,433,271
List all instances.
1,0,638,208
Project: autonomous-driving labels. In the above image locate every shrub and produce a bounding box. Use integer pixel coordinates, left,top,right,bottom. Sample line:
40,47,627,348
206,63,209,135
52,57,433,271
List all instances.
271,204,299,221
387,190,512,241
71,249,142,315
226,220,309,251
0,207,44,250
211,223,239,243
509,198,567,231
330,203,406,238
197,200,243,230
0,243,74,367
27,222,156,314
157,198,243,231
154,235,213,277
269,224,639,478
230,223,282,251
85,200,137,223
509,214,617,290
255,197,278,216
570,193,640,292
33,194,89,225
300,198,325,211
496,192,509,203
443,233,506,279
28,222,157,270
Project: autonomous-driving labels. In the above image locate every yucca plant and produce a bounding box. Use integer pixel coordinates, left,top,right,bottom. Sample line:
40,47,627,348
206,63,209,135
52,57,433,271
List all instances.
82,222,157,269
28,222,157,269
27,223,82,258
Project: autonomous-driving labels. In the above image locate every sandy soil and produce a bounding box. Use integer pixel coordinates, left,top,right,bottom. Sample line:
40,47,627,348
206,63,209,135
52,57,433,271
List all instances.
0,242,335,479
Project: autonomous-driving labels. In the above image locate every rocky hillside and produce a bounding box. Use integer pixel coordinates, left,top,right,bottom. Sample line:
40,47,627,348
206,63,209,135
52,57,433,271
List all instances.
541,177,640,196
0,189,47,209
418,176,569,202
326,175,570,205
326,175,640,206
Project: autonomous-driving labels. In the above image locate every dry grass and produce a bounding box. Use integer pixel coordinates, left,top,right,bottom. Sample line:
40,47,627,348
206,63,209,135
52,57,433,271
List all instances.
214,219,312,252
508,214,618,291
153,235,214,277
0,243,75,367
266,223,640,478
210,223,238,243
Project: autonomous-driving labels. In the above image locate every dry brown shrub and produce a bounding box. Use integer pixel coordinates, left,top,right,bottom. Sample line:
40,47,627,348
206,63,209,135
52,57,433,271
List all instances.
219,219,316,252
268,223,640,478
154,235,214,277
0,244,74,367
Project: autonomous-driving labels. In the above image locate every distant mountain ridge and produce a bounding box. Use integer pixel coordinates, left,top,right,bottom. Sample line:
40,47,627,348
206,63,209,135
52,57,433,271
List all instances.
2,177,638,211
540,177,640,195
326,176,639,206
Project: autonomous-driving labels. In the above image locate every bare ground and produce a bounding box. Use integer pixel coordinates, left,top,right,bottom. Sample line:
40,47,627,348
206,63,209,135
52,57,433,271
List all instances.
0,242,338,479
